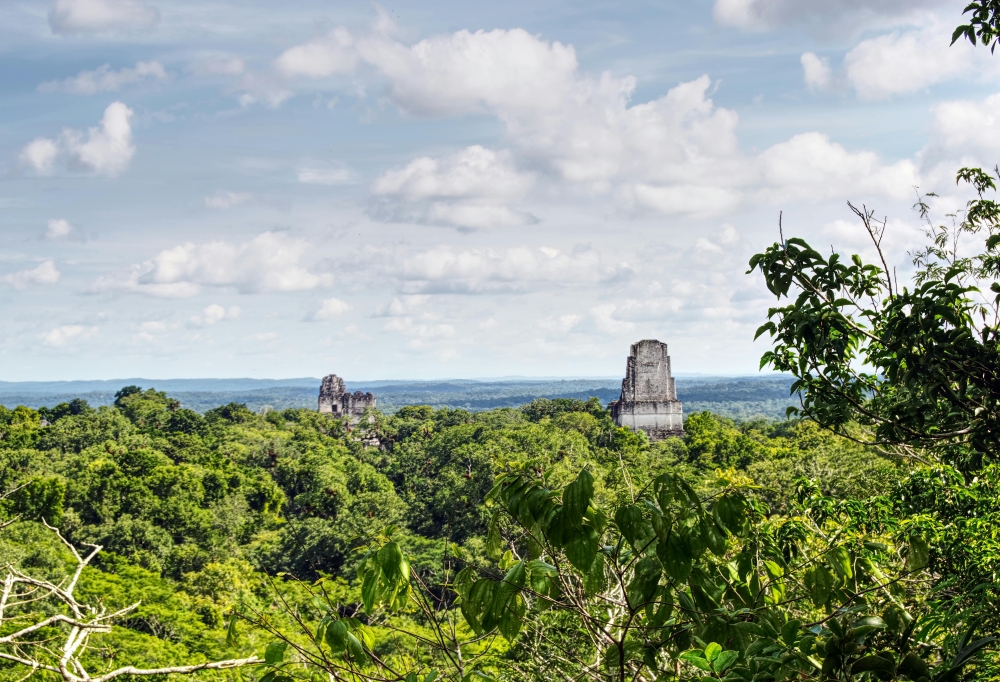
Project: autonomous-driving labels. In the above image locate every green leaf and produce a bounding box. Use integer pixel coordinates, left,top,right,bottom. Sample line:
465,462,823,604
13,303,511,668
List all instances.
704,642,722,662
701,515,727,556
462,670,494,682
226,615,239,646
565,525,599,572
562,469,594,528
658,529,693,582
461,673,495,682
905,535,930,571
346,632,367,663
264,641,287,665
850,655,896,675
780,620,800,647
827,546,853,580
361,569,377,613
804,565,834,607
680,651,714,673
325,619,348,655
583,551,607,595
714,650,739,674
897,652,930,680
614,504,645,547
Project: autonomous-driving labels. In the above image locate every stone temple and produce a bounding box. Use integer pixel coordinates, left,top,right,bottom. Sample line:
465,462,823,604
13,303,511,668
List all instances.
318,374,376,420
608,340,684,440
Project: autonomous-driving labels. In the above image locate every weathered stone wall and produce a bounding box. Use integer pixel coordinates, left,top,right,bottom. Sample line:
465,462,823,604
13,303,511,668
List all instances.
318,374,376,419
609,339,684,440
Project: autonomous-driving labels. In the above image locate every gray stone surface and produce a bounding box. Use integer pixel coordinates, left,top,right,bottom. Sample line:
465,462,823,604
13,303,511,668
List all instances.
608,340,684,440
318,374,376,420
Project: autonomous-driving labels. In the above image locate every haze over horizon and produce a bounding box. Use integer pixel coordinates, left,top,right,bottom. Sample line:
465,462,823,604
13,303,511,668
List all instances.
2,0,995,381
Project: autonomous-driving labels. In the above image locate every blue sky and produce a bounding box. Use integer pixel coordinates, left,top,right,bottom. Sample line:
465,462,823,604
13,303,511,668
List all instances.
1,0,997,381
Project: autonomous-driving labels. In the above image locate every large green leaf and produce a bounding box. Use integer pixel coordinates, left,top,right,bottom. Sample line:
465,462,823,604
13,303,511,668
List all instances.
658,528,693,582
562,469,594,528
565,525,599,572
325,619,348,655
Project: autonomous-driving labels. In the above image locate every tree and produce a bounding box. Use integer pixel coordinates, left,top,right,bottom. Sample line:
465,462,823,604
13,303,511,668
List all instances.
747,168,1000,662
248,464,993,682
0,491,260,681
953,0,1000,52
748,169,1000,473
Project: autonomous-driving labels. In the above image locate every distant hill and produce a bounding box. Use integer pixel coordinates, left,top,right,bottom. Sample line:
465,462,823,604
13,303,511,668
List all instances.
0,375,796,421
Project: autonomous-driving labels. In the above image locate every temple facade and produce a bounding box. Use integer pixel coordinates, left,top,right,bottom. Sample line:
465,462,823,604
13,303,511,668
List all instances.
608,339,684,440
318,374,376,420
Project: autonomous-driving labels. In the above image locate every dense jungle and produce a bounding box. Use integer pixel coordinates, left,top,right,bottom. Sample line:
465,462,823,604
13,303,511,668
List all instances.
6,4,1000,680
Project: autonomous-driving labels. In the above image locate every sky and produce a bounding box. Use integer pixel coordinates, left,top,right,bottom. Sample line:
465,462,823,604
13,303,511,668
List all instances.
1,0,998,381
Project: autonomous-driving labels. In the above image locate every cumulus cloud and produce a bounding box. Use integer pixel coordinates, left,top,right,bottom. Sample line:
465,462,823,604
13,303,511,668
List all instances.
263,23,930,217
19,102,135,177
843,23,984,99
42,325,98,347
190,304,241,326
371,146,536,228
801,52,832,91
45,218,75,239
931,93,1000,153
274,27,358,78
88,231,333,298
204,190,252,209
1,260,61,289
48,0,160,34
39,61,167,95
712,0,944,33
313,297,353,320
756,132,919,201
19,139,60,175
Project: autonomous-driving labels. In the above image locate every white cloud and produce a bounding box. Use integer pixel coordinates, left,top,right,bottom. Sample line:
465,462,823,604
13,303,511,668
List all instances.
42,324,98,347
45,218,75,240
297,162,356,185
539,314,582,333
48,0,160,34
371,146,536,228
313,297,353,320
39,61,167,95
19,102,135,177
266,23,931,217
359,28,579,117
19,139,59,174
756,132,919,201
712,0,944,33
374,146,531,200
590,304,635,335
190,304,241,326
1,260,61,289
274,27,358,78
801,52,832,91
390,245,606,293
88,231,333,297
204,190,252,209
931,92,1000,153
843,23,981,99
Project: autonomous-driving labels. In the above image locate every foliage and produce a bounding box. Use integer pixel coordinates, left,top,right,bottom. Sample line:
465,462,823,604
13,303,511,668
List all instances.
953,0,1000,52
0,369,980,681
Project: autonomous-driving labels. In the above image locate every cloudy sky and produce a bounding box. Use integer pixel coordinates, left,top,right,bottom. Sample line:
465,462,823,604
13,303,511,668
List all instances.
1,0,996,381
